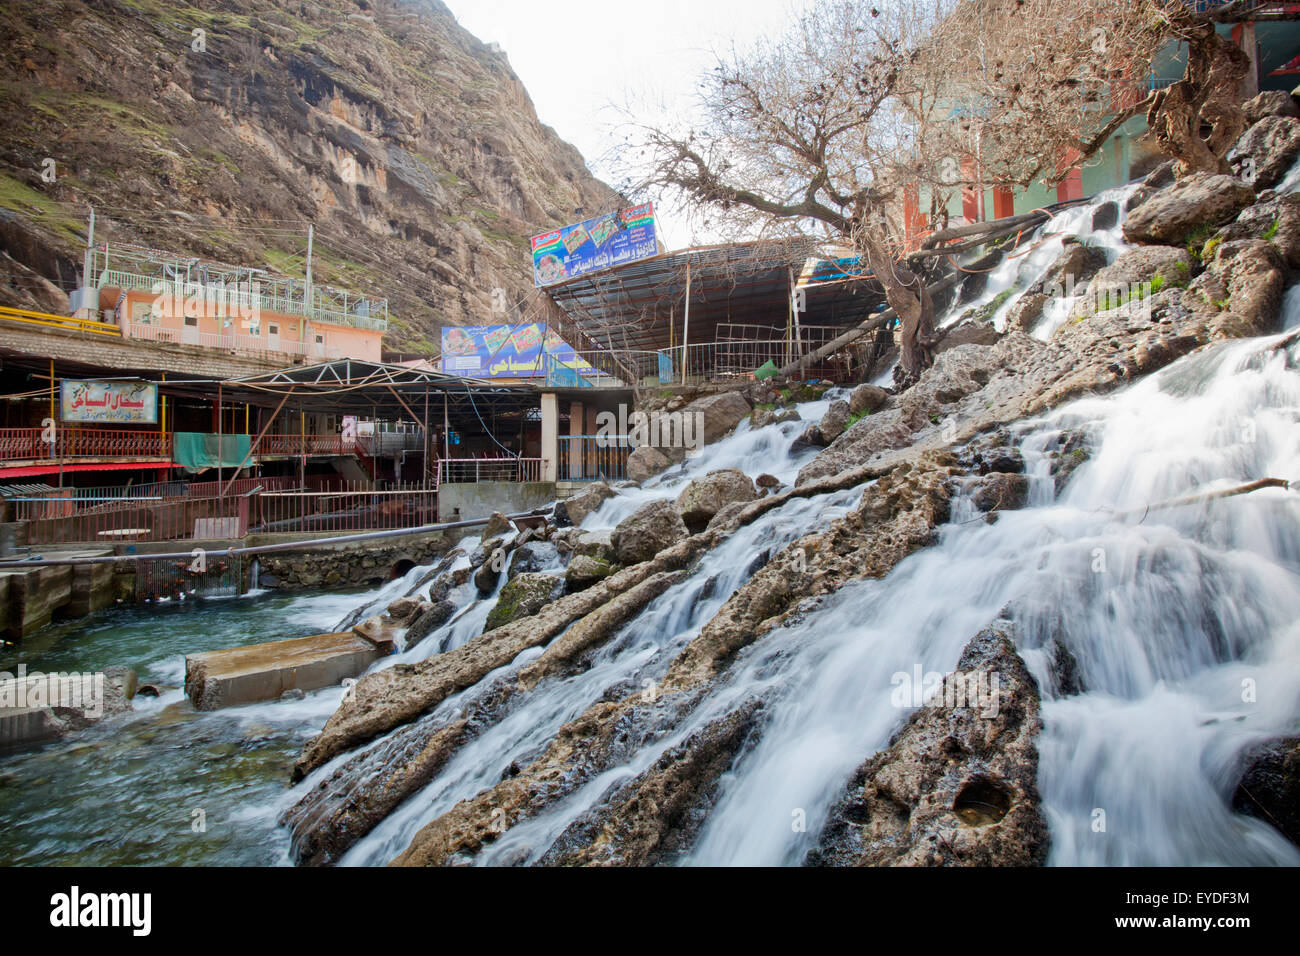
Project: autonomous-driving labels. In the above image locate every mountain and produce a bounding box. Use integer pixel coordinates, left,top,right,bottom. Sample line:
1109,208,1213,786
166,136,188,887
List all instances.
0,0,622,353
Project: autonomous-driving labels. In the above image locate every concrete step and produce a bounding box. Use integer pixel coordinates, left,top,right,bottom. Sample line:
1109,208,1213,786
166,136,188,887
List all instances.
184,630,393,711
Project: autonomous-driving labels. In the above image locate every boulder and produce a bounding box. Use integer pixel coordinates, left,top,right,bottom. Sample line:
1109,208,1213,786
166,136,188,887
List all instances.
469,536,504,567
684,391,751,447
1189,238,1287,338
1232,736,1300,849
705,500,750,532
572,530,615,563
848,384,888,417
1212,191,1300,269
755,473,781,491
972,472,1030,512
611,499,689,565
627,445,671,483
481,512,513,540
1037,241,1108,295
791,422,826,452
1243,90,1300,125
404,600,457,649
809,623,1048,866
1233,115,1300,190
554,481,614,527
473,548,506,594
934,319,1001,356
507,541,557,579
1085,246,1193,304
675,469,757,531
817,400,851,444
483,573,564,632
1091,201,1119,232
1006,292,1050,333
385,596,424,627
426,566,471,604
1123,172,1255,246
564,554,617,593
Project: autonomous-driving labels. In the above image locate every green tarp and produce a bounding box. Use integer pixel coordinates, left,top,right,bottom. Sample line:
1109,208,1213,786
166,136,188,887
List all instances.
754,360,780,380
172,432,252,475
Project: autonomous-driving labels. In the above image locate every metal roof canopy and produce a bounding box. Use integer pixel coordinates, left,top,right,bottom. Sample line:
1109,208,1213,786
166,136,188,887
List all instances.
212,359,542,431
543,239,886,353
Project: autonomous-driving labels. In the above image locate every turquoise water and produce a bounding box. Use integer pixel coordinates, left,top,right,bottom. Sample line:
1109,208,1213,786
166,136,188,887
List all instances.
0,587,373,866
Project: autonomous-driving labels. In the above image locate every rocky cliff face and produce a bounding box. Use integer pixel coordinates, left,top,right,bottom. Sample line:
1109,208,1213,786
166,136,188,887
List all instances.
0,0,621,352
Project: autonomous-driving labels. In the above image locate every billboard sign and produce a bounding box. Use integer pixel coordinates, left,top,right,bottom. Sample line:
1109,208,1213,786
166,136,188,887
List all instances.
60,380,159,424
531,203,659,287
440,324,599,379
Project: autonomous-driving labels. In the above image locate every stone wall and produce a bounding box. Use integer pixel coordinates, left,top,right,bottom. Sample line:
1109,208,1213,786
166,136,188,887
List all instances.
252,530,465,591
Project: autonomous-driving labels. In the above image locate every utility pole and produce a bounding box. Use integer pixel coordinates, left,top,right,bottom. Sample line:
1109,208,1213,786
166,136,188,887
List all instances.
81,207,95,320
303,224,314,352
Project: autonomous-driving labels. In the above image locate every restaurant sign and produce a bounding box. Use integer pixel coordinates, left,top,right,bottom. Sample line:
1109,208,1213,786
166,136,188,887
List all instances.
530,203,659,287
60,380,159,424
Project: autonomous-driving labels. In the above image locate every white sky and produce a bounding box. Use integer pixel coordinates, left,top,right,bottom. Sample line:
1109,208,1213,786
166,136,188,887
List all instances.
442,0,805,247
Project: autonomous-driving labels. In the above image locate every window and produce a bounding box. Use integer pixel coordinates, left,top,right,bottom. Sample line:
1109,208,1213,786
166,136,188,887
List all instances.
268,324,279,335
184,315,198,327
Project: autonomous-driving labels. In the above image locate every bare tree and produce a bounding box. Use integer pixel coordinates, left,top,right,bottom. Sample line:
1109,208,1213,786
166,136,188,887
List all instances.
628,0,1272,386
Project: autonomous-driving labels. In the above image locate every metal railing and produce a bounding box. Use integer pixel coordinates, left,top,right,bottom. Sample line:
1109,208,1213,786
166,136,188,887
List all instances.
249,482,437,534
6,477,300,520
558,436,631,482
0,305,122,336
438,457,544,484
24,494,249,545
0,427,171,464
253,434,352,457
543,351,674,389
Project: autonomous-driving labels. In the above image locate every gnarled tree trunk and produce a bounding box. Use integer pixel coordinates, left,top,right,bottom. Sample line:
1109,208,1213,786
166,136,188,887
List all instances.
861,236,936,388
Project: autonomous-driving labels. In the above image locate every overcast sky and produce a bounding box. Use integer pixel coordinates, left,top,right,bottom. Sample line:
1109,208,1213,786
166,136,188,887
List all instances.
442,0,805,247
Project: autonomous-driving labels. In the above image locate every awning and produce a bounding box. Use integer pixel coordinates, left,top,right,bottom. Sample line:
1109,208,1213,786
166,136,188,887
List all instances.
172,432,252,474
0,462,177,479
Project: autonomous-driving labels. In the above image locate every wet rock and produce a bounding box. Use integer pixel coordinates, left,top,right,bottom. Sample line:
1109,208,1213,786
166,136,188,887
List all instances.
685,390,752,447
849,384,889,417
385,596,424,627
426,566,471,604
817,400,851,444
565,555,618,593
755,473,781,491
1232,737,1300,849
627,446,671,483
1085,246,1192,304
1232,115,1300,191
1244,90,1300,124
404,600,457,649
280,688,307,702
933,318,1001,356
1213,191,1300,269
675,469,757,532
1037,241,1109,295
611,499,689,565
469,536,504,567
1190,238,1287,338
473,548,506,594
354,616,398,650
705,500,750,532
572,530,615,563
774,408,802,425
507,541,557,579
1143,160,1177,189
972,472,1030,512
484,572,564,632
1125,184,1158,212
1123,172,1255,246
1006,292,1050,333
1049,431,1092,495
791,422,827,452
555,482,614,527
482,512,513,540
809,623,1048,866
1091,201,1118,232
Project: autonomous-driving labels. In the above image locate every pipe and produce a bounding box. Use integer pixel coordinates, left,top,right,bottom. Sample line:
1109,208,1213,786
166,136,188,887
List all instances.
0,508,551,569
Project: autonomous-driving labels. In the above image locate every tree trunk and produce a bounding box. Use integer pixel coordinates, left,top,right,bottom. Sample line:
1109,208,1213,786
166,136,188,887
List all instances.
861,236,935,387
1148,22,1249,178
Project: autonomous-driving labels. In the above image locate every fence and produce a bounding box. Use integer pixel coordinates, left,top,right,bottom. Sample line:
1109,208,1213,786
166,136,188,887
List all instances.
0,427,171,464
249,483,438,534
438,457,543,484
23,494,249,545
126,322,342,360
557,436,631,482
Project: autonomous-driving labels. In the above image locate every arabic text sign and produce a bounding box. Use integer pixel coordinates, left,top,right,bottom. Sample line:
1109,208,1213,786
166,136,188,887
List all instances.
440,324,598,379
531,203,658,287
60,380,159,424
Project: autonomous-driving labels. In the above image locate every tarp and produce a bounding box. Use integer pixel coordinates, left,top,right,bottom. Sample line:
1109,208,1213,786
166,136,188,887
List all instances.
172,432,251,475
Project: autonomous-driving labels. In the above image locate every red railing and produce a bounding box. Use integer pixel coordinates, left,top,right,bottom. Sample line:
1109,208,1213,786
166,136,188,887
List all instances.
252,434,351,457
23,495,249,545
0,427,170,464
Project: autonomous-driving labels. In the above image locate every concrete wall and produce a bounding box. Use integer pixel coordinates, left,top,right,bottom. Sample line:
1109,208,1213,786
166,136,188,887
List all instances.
437,481,556,523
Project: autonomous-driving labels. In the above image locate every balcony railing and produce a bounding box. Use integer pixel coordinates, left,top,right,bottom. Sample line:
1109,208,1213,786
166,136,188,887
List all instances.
0,427,171,465
126,323,343,360
558,436,631,482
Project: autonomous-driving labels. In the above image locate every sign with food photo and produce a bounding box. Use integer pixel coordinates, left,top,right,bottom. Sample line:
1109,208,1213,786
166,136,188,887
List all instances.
530,202,659,287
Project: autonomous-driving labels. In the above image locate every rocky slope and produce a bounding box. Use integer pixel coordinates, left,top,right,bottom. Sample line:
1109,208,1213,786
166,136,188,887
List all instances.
0,0,620,351
279,98,1300,866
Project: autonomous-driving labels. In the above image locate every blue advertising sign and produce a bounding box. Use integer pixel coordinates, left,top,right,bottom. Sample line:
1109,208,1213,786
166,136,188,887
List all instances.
440,324,599,379
530,203,659,287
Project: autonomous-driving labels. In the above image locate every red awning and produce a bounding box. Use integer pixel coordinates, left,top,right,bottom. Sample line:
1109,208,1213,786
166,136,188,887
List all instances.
0,462,177,479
